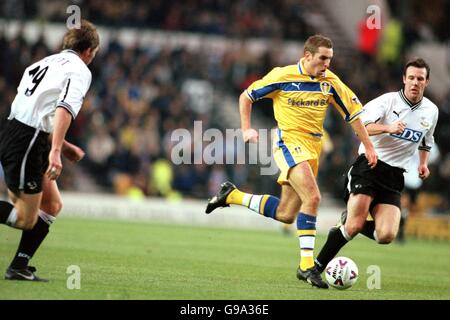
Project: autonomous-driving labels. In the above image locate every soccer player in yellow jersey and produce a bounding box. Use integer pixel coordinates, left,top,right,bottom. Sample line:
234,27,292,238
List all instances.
206,35,377,288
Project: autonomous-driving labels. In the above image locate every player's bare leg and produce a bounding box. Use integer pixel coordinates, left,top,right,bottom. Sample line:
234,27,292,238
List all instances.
4,190,42,230
275,184,301,223
277,184,301,235
40,177,62,217
345,194,372,238
371,204,401,244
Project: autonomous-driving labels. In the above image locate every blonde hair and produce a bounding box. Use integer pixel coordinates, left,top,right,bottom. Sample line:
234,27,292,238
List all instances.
62,20,99,53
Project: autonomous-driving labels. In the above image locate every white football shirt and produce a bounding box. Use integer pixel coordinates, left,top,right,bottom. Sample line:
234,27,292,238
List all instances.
358,90,439,170
8,49,92,133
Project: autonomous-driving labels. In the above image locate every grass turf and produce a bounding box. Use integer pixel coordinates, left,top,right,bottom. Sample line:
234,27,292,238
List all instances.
1,216,449,300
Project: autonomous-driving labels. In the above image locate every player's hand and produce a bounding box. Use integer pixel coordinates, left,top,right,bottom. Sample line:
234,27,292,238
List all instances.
364,144,378,169
243,128,259,143
387,121,406,134
418,164,430,180
46,150,62,180
62,141,85,162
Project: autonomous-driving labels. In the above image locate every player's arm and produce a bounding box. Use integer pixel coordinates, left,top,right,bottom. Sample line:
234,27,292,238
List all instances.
416,114,437,180
365,121,406,136
62,140,85,162
47,136,85,162
46,107,73,180
357,94,406,136
50,69,90,166
350,118,378,168
417,108,438,180
418,150,430,179
239,91,258,143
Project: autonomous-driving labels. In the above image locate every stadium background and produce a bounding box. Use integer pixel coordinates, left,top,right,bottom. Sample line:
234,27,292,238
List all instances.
0,0,449,238
0,0,449,303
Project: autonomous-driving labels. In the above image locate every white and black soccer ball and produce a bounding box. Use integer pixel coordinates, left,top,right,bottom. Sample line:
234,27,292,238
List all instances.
325,256,358,290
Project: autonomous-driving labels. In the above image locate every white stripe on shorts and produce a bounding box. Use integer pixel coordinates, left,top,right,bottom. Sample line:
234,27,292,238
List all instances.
346,165,354,193
19,128,40,190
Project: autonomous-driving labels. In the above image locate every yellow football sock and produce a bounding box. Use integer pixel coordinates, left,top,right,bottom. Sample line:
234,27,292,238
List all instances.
298,229,316,270
226,189,246,205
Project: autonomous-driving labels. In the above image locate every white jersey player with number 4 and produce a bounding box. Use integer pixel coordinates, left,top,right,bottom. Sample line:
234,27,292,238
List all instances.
358,89,438,170
9,49,92,133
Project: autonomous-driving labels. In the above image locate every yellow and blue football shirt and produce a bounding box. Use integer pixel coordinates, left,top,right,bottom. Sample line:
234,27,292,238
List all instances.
246,58,363,135
245,58,363,182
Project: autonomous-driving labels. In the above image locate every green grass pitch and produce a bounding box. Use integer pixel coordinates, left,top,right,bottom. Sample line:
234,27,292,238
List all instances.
1,216,449,300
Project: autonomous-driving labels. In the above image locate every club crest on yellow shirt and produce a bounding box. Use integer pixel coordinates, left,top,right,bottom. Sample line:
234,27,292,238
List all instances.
320,81,331,95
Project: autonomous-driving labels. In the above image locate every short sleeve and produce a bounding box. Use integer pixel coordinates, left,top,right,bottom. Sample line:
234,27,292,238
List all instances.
360,94,390,126
419,108,439,152
246,67,283,102
57,69,92,119
329,77,363,123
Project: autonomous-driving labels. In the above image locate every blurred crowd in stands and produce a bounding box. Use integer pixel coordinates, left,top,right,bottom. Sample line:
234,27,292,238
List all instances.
0,0,449,213
2,0,448,43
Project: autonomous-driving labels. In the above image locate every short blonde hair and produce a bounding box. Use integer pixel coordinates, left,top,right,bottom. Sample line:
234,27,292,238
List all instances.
62,20,99,53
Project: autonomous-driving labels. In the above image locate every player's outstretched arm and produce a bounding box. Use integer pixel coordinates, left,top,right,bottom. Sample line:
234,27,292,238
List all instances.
350,118,378,168
239,91,258,143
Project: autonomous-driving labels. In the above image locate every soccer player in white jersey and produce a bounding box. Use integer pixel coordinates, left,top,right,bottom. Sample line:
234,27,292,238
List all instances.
314,58,439,272
0,20,99,281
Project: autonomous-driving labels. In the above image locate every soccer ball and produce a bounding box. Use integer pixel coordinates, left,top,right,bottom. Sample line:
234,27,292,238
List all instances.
325,256,358,290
